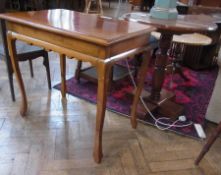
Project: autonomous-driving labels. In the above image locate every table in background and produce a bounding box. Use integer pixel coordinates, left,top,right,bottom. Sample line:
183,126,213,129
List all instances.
0,9,155,163
122,12,217,118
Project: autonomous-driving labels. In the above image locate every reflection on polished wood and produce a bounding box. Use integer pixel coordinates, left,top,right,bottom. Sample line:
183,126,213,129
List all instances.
0,9,155,163
123,13,217,34
2,10,154,47
122,12,217,118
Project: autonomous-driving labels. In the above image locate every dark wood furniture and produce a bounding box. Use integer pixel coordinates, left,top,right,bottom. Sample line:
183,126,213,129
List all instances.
195,121,221,165
152,32,212,82
122,12,217,118
53,0,85,11
129,0,154,11
195,0,221,7
180,5,221,70
9,0,47,11
0,9,155,163
11,0,84,11
0,0,51,101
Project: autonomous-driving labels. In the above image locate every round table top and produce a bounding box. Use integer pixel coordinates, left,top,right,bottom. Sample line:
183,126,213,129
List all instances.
121,12,217,34
211,13,221,24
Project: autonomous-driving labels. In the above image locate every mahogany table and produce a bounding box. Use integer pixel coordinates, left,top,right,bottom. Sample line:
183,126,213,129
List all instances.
0,9,155,163
122,12,217,118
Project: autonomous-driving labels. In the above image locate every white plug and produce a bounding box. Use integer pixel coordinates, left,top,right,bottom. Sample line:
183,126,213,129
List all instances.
194,123,206,139
178,115,187,122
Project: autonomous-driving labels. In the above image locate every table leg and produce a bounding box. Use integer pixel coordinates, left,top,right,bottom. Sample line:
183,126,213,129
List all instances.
7,32,27,116
60,54,66,98
93,61,111,163
150,33,173,101
131,50,151,128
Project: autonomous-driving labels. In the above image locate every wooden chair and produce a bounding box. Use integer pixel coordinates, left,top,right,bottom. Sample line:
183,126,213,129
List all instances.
195,121,221,165
22,0,48,10
85,0,103,14
0,0,51,101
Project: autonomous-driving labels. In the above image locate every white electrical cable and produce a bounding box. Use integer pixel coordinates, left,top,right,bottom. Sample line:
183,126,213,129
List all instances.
125,59,193,130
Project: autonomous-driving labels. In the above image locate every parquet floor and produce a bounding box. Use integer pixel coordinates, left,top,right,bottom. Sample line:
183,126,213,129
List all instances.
0,2,221,175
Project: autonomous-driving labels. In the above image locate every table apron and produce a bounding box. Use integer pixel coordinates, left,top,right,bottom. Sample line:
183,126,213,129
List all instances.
7,22,150,60
8,31,150,67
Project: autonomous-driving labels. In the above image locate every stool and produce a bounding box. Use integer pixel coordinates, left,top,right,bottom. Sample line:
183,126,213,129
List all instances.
85,0,103,14
151,32,212,81
195,121,221,165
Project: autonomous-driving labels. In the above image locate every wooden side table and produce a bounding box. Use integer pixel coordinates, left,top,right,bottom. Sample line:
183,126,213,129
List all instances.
0,9,155,163
122,12,217,121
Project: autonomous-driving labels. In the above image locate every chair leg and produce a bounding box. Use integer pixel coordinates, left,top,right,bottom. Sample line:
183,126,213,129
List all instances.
29,59,34,78
4,53,16,101
131,5,134,11
176,65,189,81
107,67,113,93
133,54,142,79
43,52,51,90
8,72,16,101
195,121,221,165
6,59,16,101
75,60,82,82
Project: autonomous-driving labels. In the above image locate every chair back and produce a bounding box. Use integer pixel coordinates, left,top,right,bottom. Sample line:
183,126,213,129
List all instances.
26,0,46,10
0,0,6,13
0,0,9,57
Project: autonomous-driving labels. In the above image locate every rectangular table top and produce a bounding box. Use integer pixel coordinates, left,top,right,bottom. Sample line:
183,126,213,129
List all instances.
0,9,155,46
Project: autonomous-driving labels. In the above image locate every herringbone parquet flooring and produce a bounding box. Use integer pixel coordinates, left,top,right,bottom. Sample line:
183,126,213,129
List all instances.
0,2,221,175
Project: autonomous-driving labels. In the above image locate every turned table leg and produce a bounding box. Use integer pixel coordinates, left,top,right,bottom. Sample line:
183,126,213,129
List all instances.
93,61,111,163
131,50,151,128
7,32,27,116
150,33,173,101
